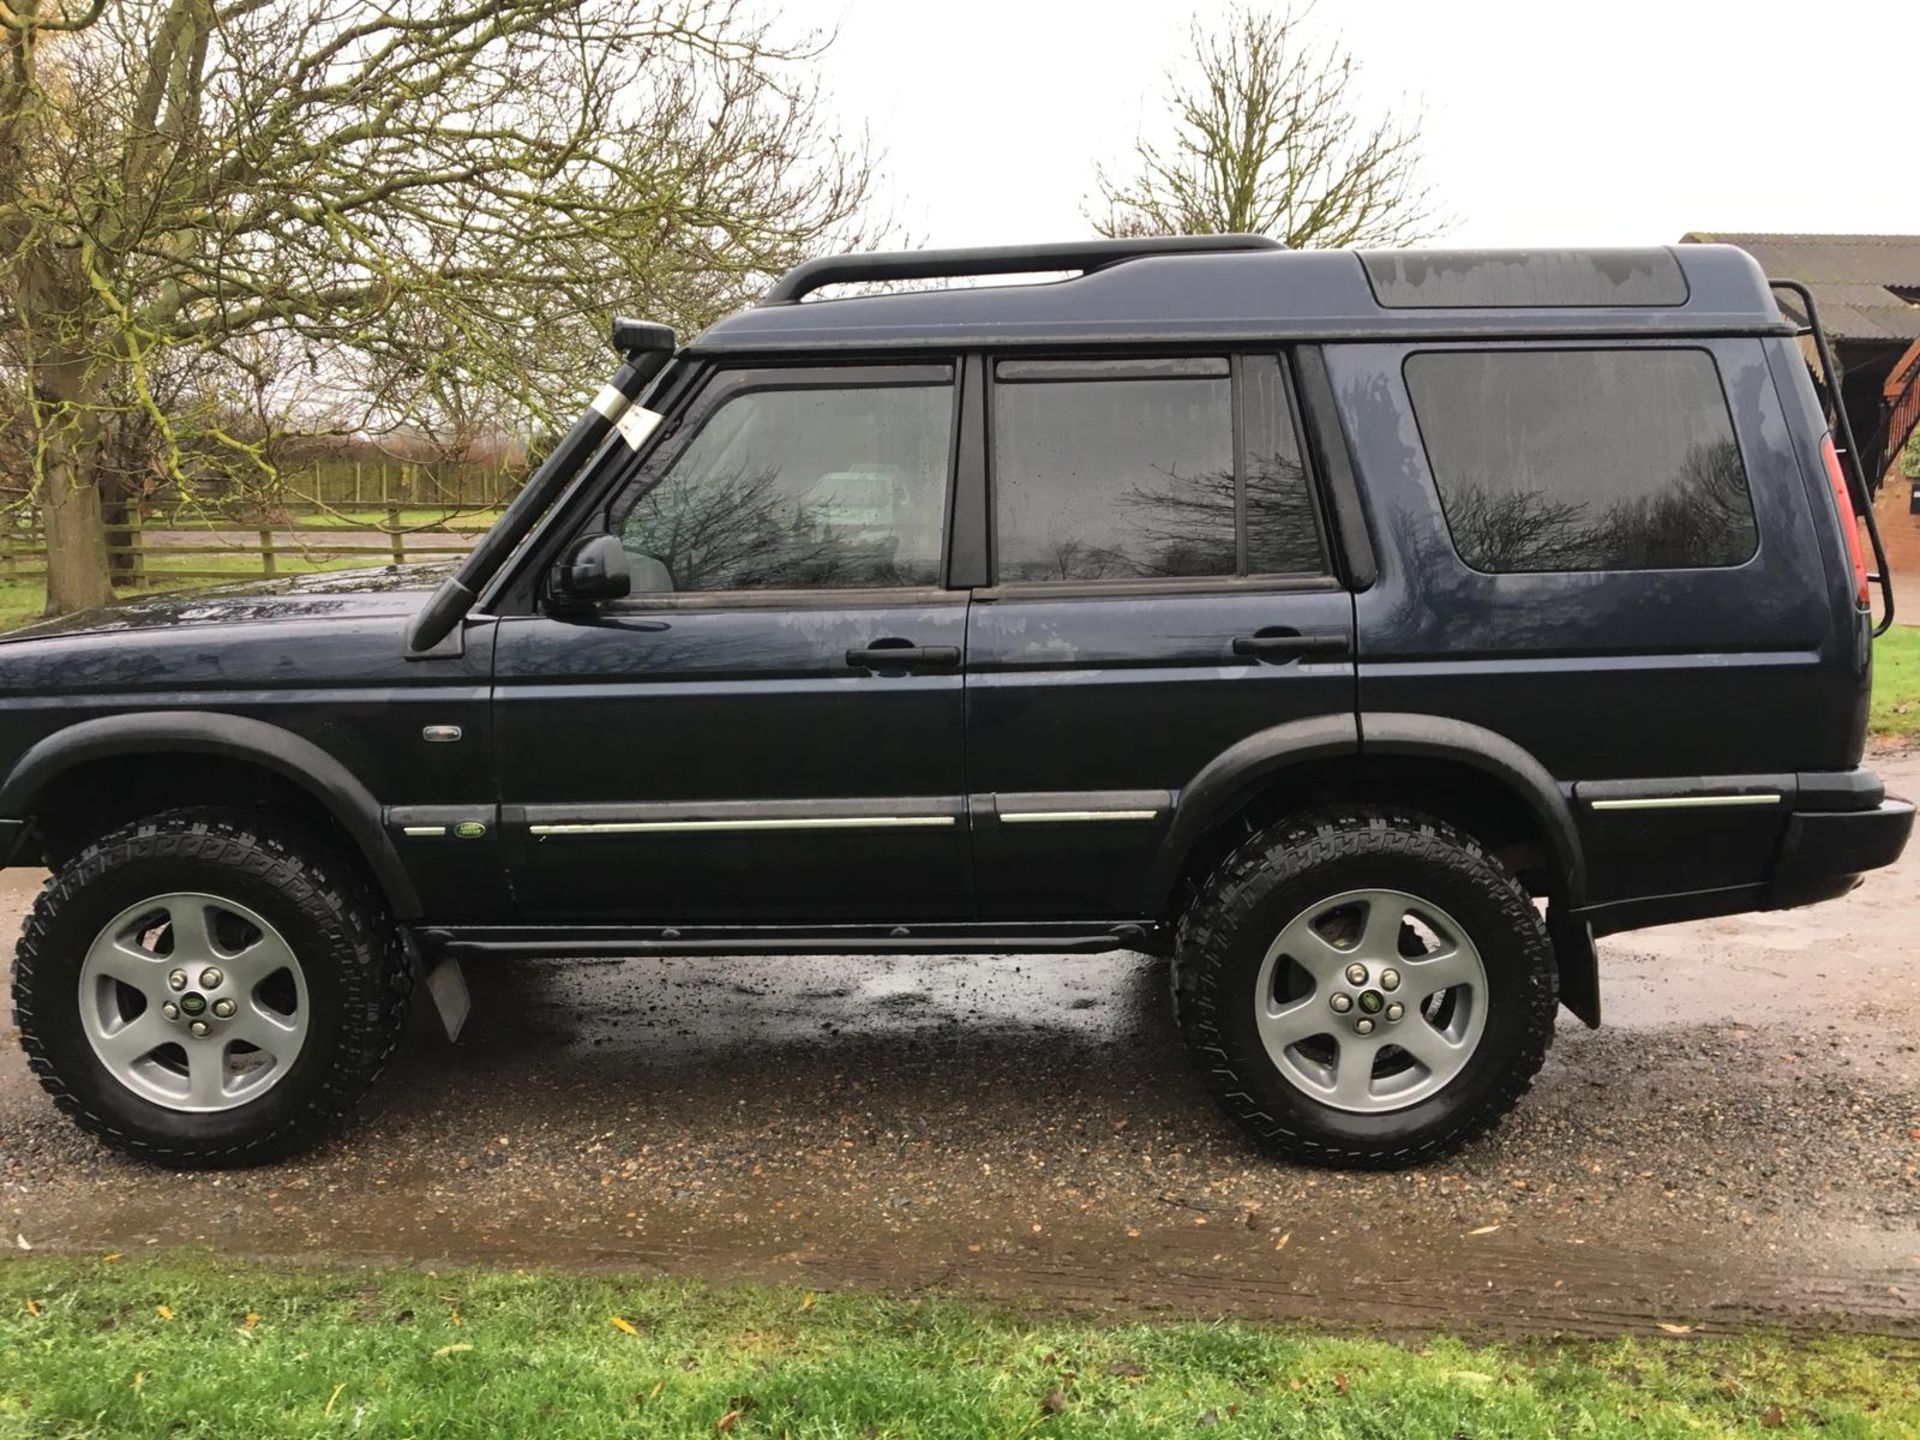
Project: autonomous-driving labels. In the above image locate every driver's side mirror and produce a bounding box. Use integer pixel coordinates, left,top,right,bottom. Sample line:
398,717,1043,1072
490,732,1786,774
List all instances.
550,533,631,605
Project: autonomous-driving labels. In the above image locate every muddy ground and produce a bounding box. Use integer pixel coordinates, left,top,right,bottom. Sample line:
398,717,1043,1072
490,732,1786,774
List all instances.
4,752,1918,1339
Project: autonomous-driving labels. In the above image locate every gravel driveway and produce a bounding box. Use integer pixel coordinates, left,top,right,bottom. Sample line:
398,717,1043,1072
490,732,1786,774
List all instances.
4,749,1918,1338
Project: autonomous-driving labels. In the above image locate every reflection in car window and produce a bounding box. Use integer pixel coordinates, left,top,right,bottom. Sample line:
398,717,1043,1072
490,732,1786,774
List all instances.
1242,356,1325,576
992,361,1326,583
995,375,1234,582
618,385,951,592
1406,348,1758,573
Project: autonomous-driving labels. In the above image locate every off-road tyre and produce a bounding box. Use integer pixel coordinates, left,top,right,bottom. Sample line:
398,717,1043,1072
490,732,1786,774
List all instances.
11,808,411,1166
1174,809,1556,1168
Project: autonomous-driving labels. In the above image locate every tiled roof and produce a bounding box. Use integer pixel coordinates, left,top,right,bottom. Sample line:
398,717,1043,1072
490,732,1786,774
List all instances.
1682,233,1920,343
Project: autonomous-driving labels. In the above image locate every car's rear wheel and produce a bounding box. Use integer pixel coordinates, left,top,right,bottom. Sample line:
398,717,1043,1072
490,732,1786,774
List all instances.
11,809,411,1166
1174,809,1556,1168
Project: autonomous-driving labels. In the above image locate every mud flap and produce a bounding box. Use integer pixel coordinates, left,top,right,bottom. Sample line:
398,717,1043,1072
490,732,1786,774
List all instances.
424,955,471,1043
1547,908,1600,1029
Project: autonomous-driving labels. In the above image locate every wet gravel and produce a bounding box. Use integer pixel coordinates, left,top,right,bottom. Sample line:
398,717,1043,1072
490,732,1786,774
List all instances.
3,747,1918,1336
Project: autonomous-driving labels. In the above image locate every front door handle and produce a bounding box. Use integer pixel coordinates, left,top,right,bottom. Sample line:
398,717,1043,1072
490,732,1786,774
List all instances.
1231,630,1350,661
845,641,962,671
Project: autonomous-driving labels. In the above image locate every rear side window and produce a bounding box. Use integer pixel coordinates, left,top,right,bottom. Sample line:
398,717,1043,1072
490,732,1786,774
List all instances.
991,356,1326,583
1405,348,1757,573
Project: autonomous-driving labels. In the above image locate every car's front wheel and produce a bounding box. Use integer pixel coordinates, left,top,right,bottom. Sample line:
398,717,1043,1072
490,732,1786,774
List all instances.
1174,809,1557,1168
11,809,411,1166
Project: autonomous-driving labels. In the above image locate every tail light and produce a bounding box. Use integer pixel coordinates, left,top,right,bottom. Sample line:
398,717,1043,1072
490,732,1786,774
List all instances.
1820,433,1870,606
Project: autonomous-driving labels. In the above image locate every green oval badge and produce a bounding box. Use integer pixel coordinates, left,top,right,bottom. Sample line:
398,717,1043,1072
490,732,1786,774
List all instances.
453,821,488,839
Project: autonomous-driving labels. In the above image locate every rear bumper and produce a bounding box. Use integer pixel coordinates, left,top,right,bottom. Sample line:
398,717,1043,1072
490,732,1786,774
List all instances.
1766,797,1914,908
1573,769,1911,937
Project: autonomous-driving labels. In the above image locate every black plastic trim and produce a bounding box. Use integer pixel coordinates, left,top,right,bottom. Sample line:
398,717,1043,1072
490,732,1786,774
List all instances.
1580,884,1768,937
760,236,1284,305
984,789,1174,819
1769,801,1914,905
422,920,1165,960
1360,713,1585,903
1142,713,1361,911
508,796,968,827
971,573,1343,606
1795,768,1887,812
1574,775,1794,804
0,712,421,917
948,354,989,588
1546,907,1600,1029
1292,346,1377,589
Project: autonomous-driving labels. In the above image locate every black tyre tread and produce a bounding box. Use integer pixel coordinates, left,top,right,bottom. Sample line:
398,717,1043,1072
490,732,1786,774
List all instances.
1172,807,1557,1169
10,808,411,1166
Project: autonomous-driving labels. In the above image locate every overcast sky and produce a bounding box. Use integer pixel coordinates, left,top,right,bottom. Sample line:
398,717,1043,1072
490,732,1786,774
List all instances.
791,0,1919,249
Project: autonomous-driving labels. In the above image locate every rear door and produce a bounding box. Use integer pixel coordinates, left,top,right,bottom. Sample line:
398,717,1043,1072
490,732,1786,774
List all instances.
964,353,1356,918
491,361,974,923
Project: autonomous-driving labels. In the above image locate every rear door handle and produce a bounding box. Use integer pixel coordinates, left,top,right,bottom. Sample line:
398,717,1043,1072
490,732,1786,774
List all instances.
845,642,962,671
1231,630,1350,660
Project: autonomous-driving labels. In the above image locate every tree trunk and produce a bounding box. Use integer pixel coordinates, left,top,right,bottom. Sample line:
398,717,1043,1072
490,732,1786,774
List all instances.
36,390,116,616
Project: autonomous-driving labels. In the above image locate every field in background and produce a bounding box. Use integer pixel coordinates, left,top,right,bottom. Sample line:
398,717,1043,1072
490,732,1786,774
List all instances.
3,1256,1915,1437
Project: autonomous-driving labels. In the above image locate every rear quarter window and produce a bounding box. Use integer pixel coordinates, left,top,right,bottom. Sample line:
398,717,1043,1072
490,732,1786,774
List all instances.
1404,347,1758,573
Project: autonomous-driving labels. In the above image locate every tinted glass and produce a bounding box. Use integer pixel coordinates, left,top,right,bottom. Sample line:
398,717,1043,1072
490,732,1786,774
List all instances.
1363,250,1687,308
995,374,1234,581
1406,348,1757,573
619,383,951,592
1241,356,1325,575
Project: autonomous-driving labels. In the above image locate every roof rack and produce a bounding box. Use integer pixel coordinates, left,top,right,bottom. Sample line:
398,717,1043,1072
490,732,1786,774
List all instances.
758,234,1285,306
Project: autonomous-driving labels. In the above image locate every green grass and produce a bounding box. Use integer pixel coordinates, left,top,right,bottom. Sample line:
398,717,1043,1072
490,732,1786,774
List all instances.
1868,624,1920,738
2,1256,1916,1438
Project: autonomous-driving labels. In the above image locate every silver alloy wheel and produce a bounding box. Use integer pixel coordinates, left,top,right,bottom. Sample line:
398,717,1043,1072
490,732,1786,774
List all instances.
78,892,309,1113
1253,887,1488,1113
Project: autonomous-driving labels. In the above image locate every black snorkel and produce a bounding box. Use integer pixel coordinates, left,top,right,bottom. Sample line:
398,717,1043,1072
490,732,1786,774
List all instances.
406,317,676,654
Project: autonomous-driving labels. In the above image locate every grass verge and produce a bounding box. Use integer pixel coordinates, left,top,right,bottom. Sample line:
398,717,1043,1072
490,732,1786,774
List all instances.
1869,624,1920,739
3,1256,1916,1437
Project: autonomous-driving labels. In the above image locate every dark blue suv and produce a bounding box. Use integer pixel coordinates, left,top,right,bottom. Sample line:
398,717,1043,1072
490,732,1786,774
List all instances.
4,237,1908,1168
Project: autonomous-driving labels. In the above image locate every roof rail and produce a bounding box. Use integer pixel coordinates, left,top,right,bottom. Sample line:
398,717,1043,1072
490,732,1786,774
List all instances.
758,234,1285,306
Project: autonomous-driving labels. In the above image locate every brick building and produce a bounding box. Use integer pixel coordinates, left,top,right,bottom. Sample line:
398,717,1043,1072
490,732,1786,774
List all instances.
1682,234,1920,572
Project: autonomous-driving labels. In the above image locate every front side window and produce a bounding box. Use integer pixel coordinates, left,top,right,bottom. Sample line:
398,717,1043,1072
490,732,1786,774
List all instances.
1406,348,1758,573
992,356,1325,583
617,378,952,593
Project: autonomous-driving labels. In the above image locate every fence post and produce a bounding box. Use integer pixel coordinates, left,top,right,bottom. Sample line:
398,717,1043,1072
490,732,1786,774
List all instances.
354,460,363,506
387,506,404,565
259,528,276,577
128,507,146,589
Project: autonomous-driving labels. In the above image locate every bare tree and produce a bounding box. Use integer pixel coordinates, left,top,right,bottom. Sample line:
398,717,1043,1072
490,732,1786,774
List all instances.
0,0,876,614
1091,3,1439,247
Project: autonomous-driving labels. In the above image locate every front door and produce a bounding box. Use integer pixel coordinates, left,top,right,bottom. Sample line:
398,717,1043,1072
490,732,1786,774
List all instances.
965,353,1357,918
492,361,973,923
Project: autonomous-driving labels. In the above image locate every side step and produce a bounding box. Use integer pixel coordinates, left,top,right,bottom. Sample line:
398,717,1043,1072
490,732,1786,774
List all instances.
415,920,1166,962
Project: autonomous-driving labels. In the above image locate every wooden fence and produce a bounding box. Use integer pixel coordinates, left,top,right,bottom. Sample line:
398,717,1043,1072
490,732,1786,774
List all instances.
0,503,496,587
274,457,524,508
